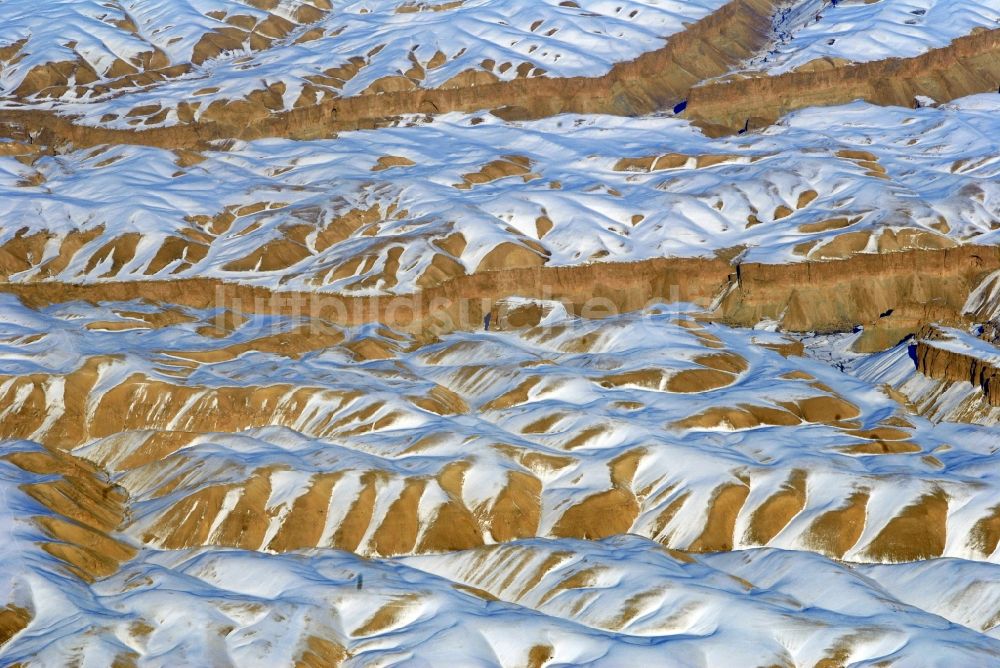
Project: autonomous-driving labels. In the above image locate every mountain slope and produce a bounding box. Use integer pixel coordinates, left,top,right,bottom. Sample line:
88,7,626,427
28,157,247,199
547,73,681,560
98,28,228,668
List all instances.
1,0,1000,665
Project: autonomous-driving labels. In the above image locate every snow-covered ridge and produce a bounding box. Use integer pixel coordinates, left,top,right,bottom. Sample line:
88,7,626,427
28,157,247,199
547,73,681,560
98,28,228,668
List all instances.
1,435,999,666
0,0,729,127
745,0,1000,74
2,295,1000,564
1,0,996,135
3,534,999,666
1,96,997,294
0,0,728,91
2,2,1000,663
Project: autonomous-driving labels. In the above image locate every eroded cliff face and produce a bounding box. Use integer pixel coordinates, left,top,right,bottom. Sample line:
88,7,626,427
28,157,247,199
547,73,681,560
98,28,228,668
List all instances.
720,245,1000,344
0,255,731,337
689,28,1000,135
2,2,1000,663
3,244,994,349
1,441,135,583
0,0,781,150
913,325,1000,407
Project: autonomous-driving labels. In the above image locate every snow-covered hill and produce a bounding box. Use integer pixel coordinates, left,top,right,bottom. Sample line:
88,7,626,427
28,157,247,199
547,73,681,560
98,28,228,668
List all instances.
0,294,997,566
1,95,998,293
3,480,1000,668
0,0,730,128
2,0,1000,664
745,0,999,74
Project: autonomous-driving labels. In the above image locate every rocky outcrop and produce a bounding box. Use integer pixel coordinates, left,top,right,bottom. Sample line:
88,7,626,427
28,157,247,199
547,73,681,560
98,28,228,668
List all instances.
689,28,1000,135
719,245,1000,337
0,0,781,149
3,245,998,346
913,325,1000,407
0,254,734,335
3,443,135,581
5,6,996,148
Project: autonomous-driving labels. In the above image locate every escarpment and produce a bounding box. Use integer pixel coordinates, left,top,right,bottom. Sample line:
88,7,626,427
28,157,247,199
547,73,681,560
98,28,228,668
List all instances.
0,0,781,149
720,245,1000,340
689,28,1000,134
3,2,1000,662
913,326,1000,407
3,244,996,348
0,255,730,335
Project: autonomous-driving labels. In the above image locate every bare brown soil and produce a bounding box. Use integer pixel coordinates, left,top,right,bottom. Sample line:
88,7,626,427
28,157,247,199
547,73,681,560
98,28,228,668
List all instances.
4,445,135,581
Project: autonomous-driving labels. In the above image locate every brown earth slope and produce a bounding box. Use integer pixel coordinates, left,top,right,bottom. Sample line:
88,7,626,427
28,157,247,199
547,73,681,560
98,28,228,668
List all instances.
3,6,997,148
0,0,781,149
3,245,997,347
913,325,1000,407
689,28,1000,135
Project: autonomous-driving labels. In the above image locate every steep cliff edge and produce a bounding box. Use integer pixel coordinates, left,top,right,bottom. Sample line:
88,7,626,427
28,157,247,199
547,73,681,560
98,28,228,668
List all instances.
3,244,997,349
720,245,1000,342
851,325,1000,424
913,325,1000,407
0,0,781,150
689,28,1000,135
2,2,1000,662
